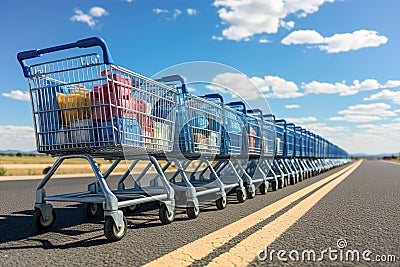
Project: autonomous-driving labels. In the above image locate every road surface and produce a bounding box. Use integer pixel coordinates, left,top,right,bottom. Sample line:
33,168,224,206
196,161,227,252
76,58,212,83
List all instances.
0,160,398,266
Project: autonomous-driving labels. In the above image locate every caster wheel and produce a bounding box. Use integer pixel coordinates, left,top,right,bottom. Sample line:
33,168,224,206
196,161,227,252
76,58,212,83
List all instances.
247,188,256,199
83,203,100,218
278,179,283,189
237,190,247,203
259,183,267,195
159,205,175,224
271,181,278,191
123,204,140,215
33,208,56,230
187,206,200,219
216,197,227,210
104,215,127,242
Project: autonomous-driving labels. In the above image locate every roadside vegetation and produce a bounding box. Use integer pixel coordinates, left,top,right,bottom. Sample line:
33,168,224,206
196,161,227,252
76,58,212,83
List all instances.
0,154,178,176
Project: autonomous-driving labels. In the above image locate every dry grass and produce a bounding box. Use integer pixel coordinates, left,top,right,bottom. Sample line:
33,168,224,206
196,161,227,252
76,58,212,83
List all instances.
0,155,181,176
0,155,114,165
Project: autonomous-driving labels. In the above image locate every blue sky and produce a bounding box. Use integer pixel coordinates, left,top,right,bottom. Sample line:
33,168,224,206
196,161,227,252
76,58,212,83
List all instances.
0,0,399,154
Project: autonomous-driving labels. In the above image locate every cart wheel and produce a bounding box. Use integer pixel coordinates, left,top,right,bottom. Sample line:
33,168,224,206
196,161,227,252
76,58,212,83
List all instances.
278,179,284,189
104,215,127,242
83,203,99,218
247,188,256,199
123,204,141,215
187,206,200,219
298,175,303,182
290,176,295,185
33,208,56,230
216,197,227,210
259,183,267,195
237,190,247,203
271,181,278,191
159,205,174,224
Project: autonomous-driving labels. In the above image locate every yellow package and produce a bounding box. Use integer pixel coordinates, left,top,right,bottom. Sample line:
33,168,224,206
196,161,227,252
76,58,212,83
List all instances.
57,90,91,126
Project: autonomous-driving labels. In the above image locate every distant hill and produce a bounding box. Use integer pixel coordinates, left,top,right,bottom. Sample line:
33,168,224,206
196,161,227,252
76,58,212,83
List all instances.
351,153,400,158
0,150,40,155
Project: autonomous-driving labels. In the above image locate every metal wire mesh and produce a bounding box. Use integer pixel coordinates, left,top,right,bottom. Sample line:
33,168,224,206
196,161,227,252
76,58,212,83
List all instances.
27,53,177,157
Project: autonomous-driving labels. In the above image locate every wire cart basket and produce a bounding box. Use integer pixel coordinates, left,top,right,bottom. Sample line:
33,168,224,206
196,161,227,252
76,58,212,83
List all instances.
18,37,178,241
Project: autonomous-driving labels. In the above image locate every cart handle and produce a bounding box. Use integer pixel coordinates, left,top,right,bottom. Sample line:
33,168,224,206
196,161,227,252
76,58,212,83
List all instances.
155,75,187,94
247,109,263,118
201,94,224,103
275,119,286,124
227,101,246,114
17,37,113,78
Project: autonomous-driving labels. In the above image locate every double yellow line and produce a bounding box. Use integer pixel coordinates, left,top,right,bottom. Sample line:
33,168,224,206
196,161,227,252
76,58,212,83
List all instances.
144,160,362,267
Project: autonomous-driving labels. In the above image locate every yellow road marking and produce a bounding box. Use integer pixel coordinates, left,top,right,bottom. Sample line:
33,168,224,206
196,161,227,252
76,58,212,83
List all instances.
143,161,361,267
207,160,362,266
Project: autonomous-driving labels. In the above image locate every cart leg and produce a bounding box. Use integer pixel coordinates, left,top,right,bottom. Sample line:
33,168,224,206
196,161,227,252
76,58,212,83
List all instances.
174,159,200,219
148,156,175,218
34,156,68,229
205,160,227,209
227,160,247,203
117,160,140,190
236,161,256,199
87,159,121,194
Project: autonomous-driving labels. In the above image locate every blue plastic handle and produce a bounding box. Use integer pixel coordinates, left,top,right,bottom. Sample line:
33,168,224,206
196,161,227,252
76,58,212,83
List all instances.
17,37,113,77
202,94,224,103
227,101,246,114
275,119,286,125
155,75,187,94
248,109,263,118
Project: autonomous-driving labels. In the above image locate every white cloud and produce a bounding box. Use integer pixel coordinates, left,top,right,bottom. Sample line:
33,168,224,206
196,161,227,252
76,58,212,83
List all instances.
321,30,388,53
356,123,400,134
279,20,295,30
296,122,351,143
285,104,300,109
282,29,388,53
206,73,303,100
254,75,303,98
395,110,400,113
173,9,182,20
281,30,324,45
2,90,30,101
0,126,36,151
206,72,263,100
364,89,400,105
339,131,400,154
89,7,108,17
329,103,397,123
329,115,382,123
187,8,198,15
153,8,169,14
337,103,396,117
213,0,336,41
153,8,182,20
302,79,400,96
70,6,108,28
259,38,270,43
298,121,400,154
212,36,224,41
285,116,317,123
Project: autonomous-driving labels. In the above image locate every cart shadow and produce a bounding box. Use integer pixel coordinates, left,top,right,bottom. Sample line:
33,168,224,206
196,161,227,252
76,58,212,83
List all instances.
0,206,114,248
0,194,248,249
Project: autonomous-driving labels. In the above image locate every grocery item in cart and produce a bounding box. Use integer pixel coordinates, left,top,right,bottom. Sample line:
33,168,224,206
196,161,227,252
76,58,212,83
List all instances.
56,89,91,125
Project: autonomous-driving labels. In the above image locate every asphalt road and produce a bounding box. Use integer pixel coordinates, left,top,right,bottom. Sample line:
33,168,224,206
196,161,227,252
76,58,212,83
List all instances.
0,160,398,266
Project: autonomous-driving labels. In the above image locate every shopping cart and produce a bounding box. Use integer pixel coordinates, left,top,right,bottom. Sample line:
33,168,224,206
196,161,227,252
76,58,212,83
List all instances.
17,37,178,241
